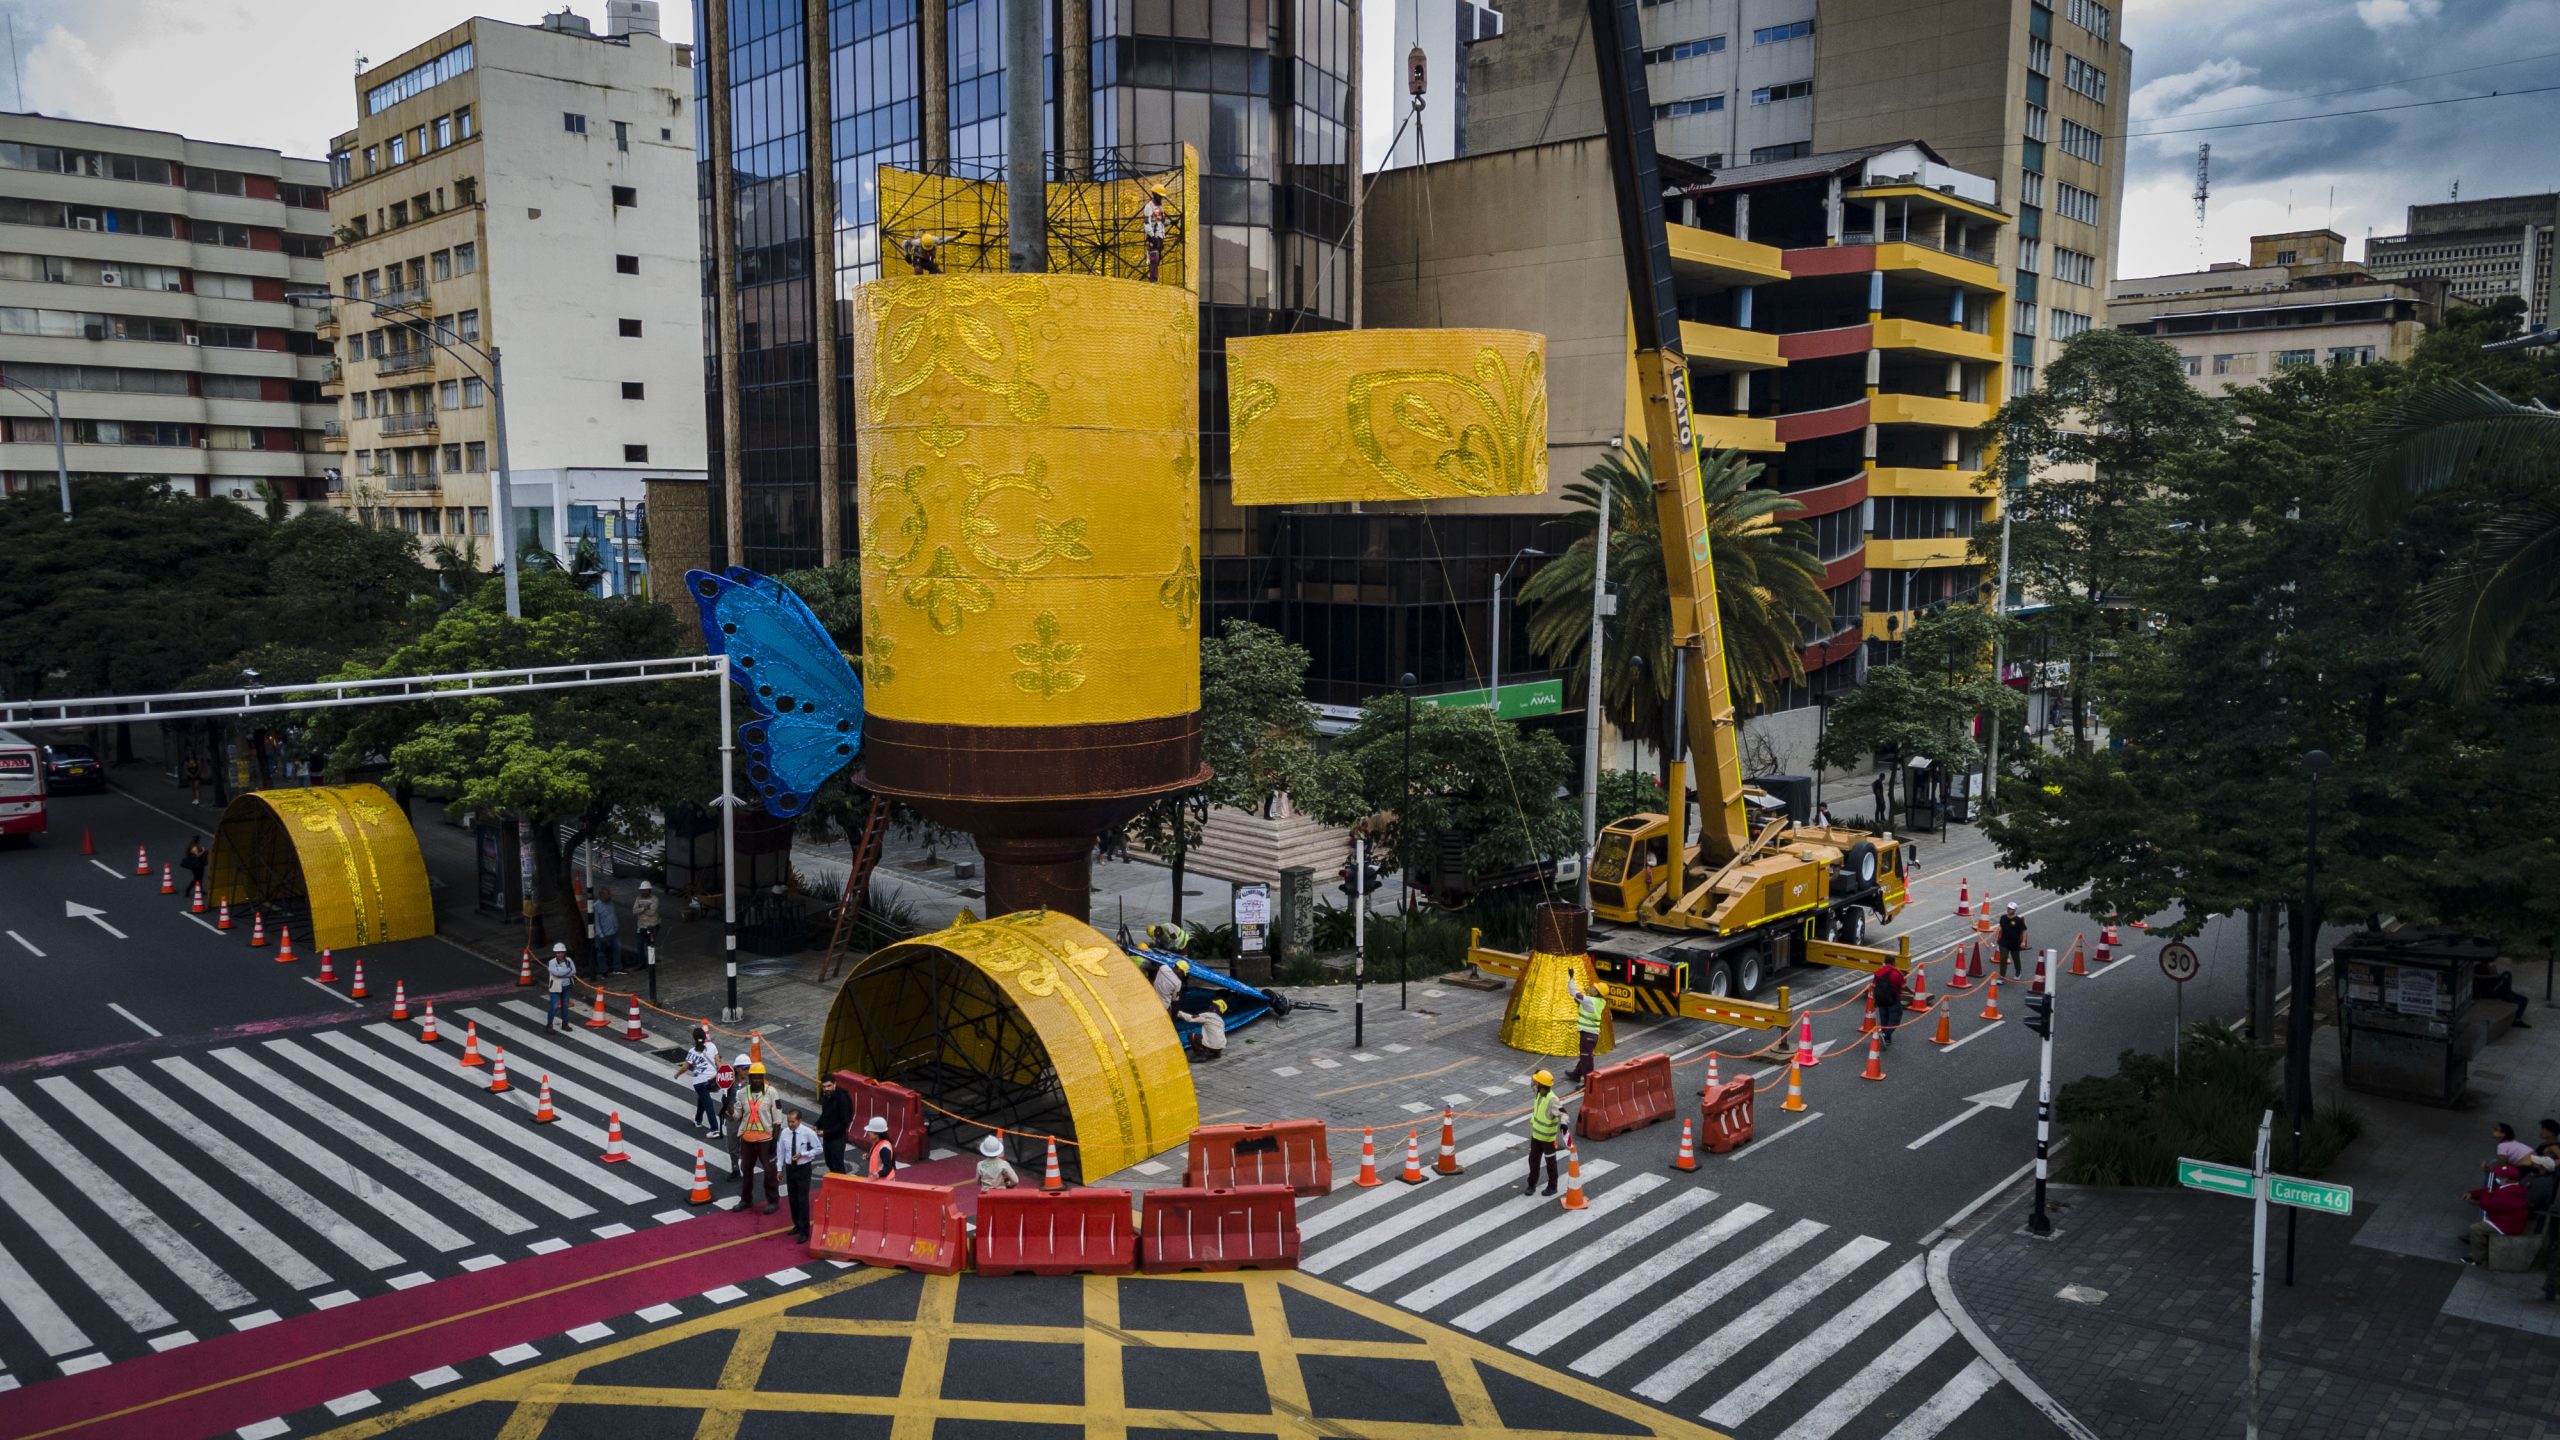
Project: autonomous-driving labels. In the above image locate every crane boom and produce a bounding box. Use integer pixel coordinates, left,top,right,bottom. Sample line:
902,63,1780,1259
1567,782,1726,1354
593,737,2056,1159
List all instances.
1586,0,1751,867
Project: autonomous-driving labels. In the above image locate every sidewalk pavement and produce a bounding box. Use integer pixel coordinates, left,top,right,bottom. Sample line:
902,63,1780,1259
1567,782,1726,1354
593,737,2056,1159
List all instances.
1942,988,2560,1440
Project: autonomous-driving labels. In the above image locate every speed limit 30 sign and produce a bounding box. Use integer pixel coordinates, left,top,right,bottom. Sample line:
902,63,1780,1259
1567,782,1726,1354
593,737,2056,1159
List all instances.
2159,941,2200,983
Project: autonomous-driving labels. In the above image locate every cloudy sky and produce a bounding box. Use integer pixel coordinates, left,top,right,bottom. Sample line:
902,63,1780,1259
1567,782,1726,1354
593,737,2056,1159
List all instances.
10,0,2556,284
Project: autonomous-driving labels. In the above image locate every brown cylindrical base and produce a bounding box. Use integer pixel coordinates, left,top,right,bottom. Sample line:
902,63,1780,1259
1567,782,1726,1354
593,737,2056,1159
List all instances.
1532,901,1589,956
977,833,1100,920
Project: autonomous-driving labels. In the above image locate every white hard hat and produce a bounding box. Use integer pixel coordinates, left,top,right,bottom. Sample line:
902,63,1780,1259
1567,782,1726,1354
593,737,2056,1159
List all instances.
979,1134,1005,1158
552,942,569,954
865,1116,890,1134
639,880,653,891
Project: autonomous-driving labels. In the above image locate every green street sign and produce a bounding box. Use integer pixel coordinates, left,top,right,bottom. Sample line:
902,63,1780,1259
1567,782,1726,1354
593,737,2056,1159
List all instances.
2177,1158,2255,1199
1417,679,1566,722
2267,1175,2354,1216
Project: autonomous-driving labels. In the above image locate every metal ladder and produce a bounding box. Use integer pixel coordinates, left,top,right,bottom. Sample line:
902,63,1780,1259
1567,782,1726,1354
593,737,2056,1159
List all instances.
818,793,895,981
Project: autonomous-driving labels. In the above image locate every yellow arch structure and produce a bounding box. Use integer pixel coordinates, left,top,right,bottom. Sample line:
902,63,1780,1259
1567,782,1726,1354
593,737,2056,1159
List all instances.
818,910,1198,1180
206,784,435,951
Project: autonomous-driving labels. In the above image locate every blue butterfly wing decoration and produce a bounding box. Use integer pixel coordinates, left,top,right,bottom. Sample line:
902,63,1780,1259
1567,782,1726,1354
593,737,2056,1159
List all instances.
685,567,865,818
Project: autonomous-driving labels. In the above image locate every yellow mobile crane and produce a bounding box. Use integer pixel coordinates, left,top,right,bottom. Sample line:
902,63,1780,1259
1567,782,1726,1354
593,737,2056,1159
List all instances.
1471,0,1912,1014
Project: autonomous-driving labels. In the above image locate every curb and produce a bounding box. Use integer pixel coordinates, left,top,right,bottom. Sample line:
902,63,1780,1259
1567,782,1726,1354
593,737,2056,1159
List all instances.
1927,1234,2104,1440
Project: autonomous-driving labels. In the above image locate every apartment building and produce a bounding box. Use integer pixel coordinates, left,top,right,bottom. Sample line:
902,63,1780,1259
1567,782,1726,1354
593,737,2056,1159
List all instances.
323,3,702,591
2110,230,2450,397
2364,191,2556,332
0,114,334,513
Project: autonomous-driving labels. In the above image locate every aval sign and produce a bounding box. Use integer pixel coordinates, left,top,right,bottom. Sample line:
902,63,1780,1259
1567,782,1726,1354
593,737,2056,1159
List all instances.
1416,679,1565,722
2179,1156,2354,1215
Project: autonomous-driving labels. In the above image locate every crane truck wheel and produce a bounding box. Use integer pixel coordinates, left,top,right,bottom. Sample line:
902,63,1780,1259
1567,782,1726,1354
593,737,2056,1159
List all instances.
1837,840,1878,889
1699,958,1736,999
1731,943,1768,997
1834,904,1868,946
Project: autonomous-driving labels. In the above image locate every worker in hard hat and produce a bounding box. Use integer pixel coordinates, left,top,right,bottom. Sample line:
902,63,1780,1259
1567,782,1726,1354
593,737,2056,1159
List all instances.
863,1115,899,1180
1178,998,1228,1060
1150,952,1188,1011
900,232,944,274
1141,181,1172,282
733,1061,781,1214
976,1133,1021,1192
1524,1070,1566,1197
1565,971,1607,1083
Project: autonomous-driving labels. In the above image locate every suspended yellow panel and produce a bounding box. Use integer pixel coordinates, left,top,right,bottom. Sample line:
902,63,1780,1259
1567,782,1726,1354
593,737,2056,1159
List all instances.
1226,329,1550,504
205,785,434,951
818,910,1199,1179
876,146,1200,294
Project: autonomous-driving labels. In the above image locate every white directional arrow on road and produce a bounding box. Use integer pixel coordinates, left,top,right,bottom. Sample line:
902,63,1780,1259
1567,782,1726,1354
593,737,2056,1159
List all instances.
65,902,127,940
1904,1078,2029,1150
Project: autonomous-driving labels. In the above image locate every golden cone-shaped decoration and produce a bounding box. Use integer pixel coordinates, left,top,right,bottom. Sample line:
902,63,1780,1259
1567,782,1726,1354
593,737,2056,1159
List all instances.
1500,902,1615,1058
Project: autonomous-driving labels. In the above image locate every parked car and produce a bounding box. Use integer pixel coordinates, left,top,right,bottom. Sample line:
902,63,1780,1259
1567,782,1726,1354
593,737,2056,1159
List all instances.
42,743,104,793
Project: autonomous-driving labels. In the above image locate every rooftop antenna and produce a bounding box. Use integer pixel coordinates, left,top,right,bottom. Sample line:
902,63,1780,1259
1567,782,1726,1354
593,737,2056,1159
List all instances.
2193,143,2210,266
355,51,370,74
2451,178,2460,201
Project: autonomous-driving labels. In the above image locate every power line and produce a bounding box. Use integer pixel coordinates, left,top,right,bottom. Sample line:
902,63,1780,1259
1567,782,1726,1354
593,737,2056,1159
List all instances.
2125,84,2560,139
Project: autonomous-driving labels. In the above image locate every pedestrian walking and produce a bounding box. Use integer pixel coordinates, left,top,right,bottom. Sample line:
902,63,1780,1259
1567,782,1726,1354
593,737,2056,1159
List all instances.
544,942,577,1030
182,755,205,806
976,1133,1020,1191
179,836,209,895
1524,1069,1564,1197
593,886,623,976
777,1105,822,1241
862,1115,898,1180
1871,952,1907,1049
1565,973,1606,1084
816,1072,853,1174
673,1026,723,1139
1995,903,2027,978
733,1063,781,1213
1871,771,1887,822
632,881,660,967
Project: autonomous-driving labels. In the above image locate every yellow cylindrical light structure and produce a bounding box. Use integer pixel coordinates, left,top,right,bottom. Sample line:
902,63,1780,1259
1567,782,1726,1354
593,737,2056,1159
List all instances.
1501,901,1614,1059
1225,328,1550,505
852,272,1205,917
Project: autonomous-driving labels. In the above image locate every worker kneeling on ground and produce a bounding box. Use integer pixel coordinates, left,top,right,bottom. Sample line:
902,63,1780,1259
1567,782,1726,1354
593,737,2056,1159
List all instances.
1150,952,1190,1010
1177,998,1228,1061
1525,1070,1567,1197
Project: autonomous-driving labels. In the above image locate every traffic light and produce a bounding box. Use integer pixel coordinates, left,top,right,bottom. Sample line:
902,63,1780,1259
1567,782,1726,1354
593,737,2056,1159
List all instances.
1339,860,1383,900
2022,991,2054,1040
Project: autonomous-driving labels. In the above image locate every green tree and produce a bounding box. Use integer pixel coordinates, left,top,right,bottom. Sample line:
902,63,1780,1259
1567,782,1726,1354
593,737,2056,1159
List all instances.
1334,695,1581,894
0,480,271,699
1595,768,1667,827
257,509,438,659
1977,328,2227,753
1814,605,2020,814
1517,442,1829,746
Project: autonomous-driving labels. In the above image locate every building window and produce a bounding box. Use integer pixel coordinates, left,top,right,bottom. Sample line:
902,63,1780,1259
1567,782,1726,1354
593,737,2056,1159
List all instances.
2014,303,2038,336
351,393,369,419
1751,19,1814,43
456,107,473,139
621,382,645,400
435,116,452,148
363,145,379,175
615,254,639,274
196,324,258,349
455,309,481,343
2018,172,2044,207
389,201,410,228
2054,247,2096,286
432,249,452,281
2211,353,2241,375
439,379,460,410
469,505,489,534
623,444,649,463
2028,38,2050,76
1644,36,1726,62
612,120,629,151
2023,104,2047,141
2276,349,2316,369
2056,185,2101,226
618,318,642,337
1749,141,1812,163
2052,310,2092,340
1751,80,1813,104
610,185,636,208
2328,345,2376,366
2063,55,2107,102
466,442,487,472
563,113,587,135
2059,119,2103,163
2017,205,2041,240
455,242,477,273
1651,96,1726,118
462,377,485,407
388,135,406,166
2012,363,2035,396
2021,139,2045,175
2180,354,2202,376
442,443,463,472
2068,0,2113,40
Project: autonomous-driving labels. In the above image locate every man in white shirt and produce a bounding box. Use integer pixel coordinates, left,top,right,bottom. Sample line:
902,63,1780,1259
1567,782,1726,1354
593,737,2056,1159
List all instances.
544,943,578,1031
777,1105,824,1242
671,1025,723,1140
1179,999,1228,1060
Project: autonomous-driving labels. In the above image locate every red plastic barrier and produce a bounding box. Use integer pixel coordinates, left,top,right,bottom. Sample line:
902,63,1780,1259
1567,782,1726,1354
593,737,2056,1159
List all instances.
1698,1077,1756,1154
1182,1118,1334,1196
832,1069,927,1163
1577,1051,1676,1140
805,1173,968,1274
974,1187,1139,1276
1137,1184,1300,1274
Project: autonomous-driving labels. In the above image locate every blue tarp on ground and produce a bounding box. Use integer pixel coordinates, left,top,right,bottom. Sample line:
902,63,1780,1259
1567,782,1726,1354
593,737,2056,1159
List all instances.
1128,945,1280,1046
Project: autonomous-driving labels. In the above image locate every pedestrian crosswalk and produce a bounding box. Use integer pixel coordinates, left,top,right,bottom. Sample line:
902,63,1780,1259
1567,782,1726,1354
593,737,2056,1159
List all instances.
0,1000,725,1388
1297,1131,2012,1440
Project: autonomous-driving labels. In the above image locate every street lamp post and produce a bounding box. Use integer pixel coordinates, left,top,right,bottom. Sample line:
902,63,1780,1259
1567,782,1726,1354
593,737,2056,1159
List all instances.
0,375,71,520
1399,671,1416,1011
288,291,521,618
1579,445,1618,909
2286,748,2329,1285
1487,546,1547,711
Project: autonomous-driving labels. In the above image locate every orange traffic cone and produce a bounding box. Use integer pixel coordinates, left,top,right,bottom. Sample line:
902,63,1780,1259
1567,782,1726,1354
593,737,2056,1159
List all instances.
349,955,368,999
584,989,609,1029
80,828,93,856
624,995,646,1042
2032,949,2050,995
1949,943,1973,992
1041,1137,1065,1191
459,1020,485,1067
1794,1014,1820,1067
516,950,534,987
1705,1053,1721,1090
1980,976,2005,1022
317,948,335,983
1859,1030,1887,1082
135,845,149,876
2070,938,2090,977
391,979,408,1019
1859,989,1878,1034
247,911,267,948
1954,876,1970,915
1974,904,1992,935
418,1000,437,1042
1435,1108,1463,1175
687,1148,713,1203
1931,1007,1954,1046
160,865,174,895
216,897,232,931
1909,964,1932,1013
1670,1119,1699,1172
1355,1127,1382,1187
598,1112,629,1163
1559,1141,1589,1210
1780,1063,1807,1113
1398,1130,1427,1184
488,1045,511,1093
2095,926,2113,964
2102,920,2122,948
533,1075,557,1122
275,924,296,964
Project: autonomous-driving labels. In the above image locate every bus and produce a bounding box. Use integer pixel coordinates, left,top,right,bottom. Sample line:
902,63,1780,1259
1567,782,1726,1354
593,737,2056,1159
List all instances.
0,727,45,840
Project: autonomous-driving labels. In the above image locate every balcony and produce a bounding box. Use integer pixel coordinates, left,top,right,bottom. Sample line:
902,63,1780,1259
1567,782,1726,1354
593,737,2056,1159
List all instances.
375,350,434,377
1695,413,1783,453
319,419,346,451
1667,223,1791,286
1680,320,1785,371
1865,536,1977,570
1867,466,1991,499
374,286,433,313
318,360,343,392
383,476,441,494
379,412,439,437
1870,392,1993,430
1867,240,1999,287
1872,318,2002,363
313,313,339,341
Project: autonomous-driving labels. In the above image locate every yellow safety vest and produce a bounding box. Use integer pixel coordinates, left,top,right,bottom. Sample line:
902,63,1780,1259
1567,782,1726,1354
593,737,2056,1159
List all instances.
1529,1091,1562,1142
1577,991,1606,1033
740,1092,774,1142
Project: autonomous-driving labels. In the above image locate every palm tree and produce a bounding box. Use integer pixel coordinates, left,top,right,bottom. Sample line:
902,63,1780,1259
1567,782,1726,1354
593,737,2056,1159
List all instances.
1518,441,1829,746
2347,380,2560,700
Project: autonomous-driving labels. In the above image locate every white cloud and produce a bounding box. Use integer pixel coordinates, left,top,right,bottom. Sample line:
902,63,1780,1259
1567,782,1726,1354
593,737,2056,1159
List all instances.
2129,57,2262,123
2354,0,2445,30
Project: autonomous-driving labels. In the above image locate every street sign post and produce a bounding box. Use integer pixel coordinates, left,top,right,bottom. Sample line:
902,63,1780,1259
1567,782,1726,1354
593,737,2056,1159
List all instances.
2176,1157,2253,1199
2160,941,2200,1078
2266,1174,2355,1216
2180,1116,2355,1440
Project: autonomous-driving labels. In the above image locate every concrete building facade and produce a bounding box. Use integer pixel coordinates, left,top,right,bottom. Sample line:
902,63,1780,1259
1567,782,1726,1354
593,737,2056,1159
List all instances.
2364,192,2557,332
2109,229,2450,398
323,4,704,589
0,115,335,514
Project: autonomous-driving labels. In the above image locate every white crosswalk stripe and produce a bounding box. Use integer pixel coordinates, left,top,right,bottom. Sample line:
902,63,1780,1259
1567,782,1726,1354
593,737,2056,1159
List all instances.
1626,1235,1890,1394
1700,1255,1929,1428
1341,1166,1649,1295
0,1232,89,1359
1772,1311,1958,1440
0,1088,256,1311
0,1146,174,1336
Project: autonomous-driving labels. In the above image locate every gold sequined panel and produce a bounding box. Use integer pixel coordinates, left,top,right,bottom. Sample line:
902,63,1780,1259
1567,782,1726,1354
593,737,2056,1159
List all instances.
819,910,1199,1178
853,272,1200,729
203,784,435,951
876,145,1200,294
1226,329,1551,504
1499,948,1614,1059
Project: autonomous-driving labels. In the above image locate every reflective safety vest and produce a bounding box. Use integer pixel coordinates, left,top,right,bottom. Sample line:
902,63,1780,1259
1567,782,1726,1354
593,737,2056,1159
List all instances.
1529,1091,1562,1143
1576,990,1607,1034
869,1138,897,1178
739,1092,775,1142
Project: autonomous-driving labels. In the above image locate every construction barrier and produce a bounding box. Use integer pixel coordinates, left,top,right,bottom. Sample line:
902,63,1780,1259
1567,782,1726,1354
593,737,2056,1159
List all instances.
1137,1184,1300,1274
1576,1051,1676,1140
1698,1076,1756,1154
830,1069,928,1164
805,1173,969,1275
1182,1118,1333,1197
974,1187,1139,1276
